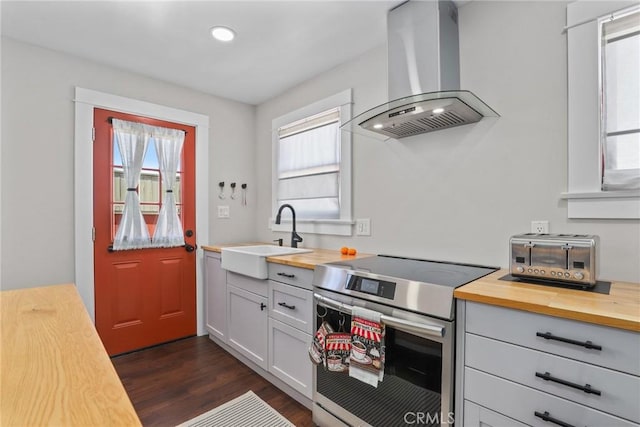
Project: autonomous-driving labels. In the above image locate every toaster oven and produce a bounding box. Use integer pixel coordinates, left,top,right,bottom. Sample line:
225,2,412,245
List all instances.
510,233,598,286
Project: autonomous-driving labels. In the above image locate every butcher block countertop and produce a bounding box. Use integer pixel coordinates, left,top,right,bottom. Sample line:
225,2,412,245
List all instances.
202,244,374,269
0,284,141,427
455,270,640,332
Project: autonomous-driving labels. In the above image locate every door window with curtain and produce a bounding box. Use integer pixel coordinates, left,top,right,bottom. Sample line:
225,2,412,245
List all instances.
276,107,341,220
601,8,640,191
112,118,186,250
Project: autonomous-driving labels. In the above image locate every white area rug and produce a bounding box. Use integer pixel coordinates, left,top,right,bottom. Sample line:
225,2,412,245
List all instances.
177,391,295,427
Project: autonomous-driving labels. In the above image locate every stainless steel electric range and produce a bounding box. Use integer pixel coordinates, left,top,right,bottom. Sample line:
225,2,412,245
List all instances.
312,255,498,427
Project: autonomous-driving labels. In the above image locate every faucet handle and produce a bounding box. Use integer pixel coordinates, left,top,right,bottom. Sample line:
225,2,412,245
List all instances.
273,238,283,247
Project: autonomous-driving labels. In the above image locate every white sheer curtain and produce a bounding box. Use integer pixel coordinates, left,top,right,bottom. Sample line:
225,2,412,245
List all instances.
112,119,152,250
152,128,185,247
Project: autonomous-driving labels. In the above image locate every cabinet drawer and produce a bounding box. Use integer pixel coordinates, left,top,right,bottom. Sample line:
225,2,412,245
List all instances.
466,301,640,375
269,280,313,334
463,400,527,427
268,264,314,290
466,333,640,423
268,318,313,399
227,271,268,297
465,367,637,427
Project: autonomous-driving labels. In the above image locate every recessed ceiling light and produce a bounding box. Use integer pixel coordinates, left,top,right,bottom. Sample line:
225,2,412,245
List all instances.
432,108,445,114
373,123,384,129
210,26,235,42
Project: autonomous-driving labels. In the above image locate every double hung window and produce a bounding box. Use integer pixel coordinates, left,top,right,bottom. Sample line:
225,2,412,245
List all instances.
565,1,640,219
600,9,640,191
272,90,352,235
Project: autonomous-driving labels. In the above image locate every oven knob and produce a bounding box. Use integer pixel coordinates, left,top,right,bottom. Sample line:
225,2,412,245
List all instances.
528,268,533,273
551,271,556,276
540,270,545,275
516,266,524,273
574,272,584,280
534,269,539,274
564,272,571,278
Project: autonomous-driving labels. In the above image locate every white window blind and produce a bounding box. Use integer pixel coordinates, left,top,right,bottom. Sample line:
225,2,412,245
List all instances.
277,108,341,219
601,9,640,190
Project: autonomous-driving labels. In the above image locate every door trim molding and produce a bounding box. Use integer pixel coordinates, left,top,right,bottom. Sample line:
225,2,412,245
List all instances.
74,87,210,335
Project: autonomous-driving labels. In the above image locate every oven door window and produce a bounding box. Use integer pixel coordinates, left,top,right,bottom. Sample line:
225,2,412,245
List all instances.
316,308,444,426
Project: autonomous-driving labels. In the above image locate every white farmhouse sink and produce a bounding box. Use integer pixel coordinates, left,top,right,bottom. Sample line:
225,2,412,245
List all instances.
221,245,313,279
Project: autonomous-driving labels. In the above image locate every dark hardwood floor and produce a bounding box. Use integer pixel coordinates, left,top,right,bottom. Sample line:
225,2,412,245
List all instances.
112,336,313,427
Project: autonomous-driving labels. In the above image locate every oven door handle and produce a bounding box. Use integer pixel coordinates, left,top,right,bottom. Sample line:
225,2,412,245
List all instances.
314,293,445,339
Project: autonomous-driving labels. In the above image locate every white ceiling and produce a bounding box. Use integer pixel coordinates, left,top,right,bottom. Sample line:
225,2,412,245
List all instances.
1,1,405,105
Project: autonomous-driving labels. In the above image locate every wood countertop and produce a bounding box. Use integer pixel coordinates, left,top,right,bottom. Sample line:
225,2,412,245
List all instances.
1,284,141,426
455,270,640,332
202,244,374,269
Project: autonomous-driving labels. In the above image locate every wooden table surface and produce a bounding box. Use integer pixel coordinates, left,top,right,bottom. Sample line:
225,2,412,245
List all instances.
455,270,640,332
202,244,375,269
1,284,141,426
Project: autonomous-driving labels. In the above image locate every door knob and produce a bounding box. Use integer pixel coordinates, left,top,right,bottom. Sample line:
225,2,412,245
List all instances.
185,230,194,237
185,244,195,252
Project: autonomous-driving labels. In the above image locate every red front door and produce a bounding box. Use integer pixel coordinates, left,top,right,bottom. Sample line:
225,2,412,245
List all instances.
93,108,196,355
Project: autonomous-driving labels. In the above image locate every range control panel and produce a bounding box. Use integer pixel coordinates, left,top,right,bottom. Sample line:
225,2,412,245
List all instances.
346,275,396,300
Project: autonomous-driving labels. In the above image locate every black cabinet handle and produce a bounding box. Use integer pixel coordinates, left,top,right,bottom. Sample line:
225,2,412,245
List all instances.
534,411,575,427
277,272,295,278
535,371,601,396
278,302,296,310
260,303,267,311
536,332,602,351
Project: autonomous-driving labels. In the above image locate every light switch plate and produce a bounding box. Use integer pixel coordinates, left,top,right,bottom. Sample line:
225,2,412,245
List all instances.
218,205,230,218
356,218,371,236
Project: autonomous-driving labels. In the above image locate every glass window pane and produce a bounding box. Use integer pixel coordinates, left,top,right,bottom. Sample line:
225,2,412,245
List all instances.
113,168,126,203
173,173,181,204
139,170,160,204
605,133,640,170
113,142,122,167
143,141,159,169
605,33,640,132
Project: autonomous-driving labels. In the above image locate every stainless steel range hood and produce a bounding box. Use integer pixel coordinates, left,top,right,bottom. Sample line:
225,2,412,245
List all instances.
342,0,499,140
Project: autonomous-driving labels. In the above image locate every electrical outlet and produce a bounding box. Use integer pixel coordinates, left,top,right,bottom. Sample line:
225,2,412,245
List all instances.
217,205,230,218
531,220,549,234
356,218,371,236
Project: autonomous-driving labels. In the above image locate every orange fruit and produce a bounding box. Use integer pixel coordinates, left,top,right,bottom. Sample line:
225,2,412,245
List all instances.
348,248,357,255
340,246,349,255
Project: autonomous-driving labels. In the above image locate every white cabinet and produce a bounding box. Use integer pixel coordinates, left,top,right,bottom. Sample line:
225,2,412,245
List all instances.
267,263,314,399
268,318,313,398
205,251,227,341
227,283,268,370
458,301,640,427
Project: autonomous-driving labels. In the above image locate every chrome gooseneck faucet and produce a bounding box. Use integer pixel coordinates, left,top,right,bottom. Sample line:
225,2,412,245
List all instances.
275,204,303,248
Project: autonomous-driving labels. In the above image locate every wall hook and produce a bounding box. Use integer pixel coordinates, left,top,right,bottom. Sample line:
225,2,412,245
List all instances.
230,182,237,200
218,181,225,199
241,183,247,206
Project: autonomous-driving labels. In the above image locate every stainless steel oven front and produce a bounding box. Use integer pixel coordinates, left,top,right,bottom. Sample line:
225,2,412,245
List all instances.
313,290,454,427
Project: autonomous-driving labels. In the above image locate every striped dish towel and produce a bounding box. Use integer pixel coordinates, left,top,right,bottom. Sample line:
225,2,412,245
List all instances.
349,306,385,387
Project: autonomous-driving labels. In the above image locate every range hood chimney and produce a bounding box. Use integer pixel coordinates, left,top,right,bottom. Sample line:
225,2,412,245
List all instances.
343,0,498,139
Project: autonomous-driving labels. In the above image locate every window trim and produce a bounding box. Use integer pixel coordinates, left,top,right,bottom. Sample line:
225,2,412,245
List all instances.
564,0,640,219
271,89,353,236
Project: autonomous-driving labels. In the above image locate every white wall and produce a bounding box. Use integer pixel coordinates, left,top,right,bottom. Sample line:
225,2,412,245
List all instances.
256,1,640,282
0,38,257,290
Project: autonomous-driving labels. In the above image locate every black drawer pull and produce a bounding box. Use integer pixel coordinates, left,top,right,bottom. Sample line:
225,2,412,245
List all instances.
278,302,296,310
535,371,601,396
536,332,602,351
277,272,295,278
534,411,576,427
